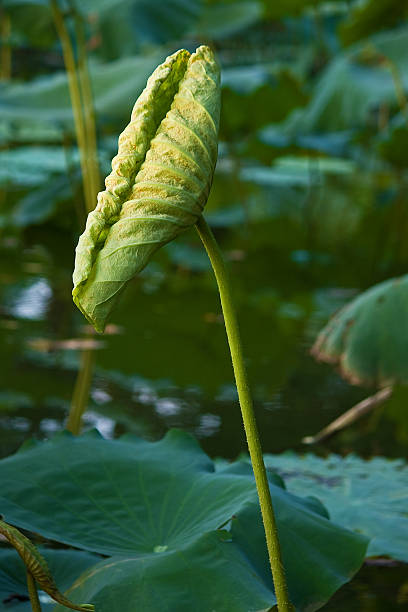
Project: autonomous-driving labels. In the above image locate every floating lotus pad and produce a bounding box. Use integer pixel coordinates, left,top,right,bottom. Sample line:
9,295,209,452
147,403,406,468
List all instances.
0,429,367,612
311,275,408,386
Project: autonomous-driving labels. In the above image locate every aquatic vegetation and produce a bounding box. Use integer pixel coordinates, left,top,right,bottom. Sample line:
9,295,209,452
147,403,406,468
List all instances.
73,45,297,610
307,275,408,442
0,519,94,611
73,46,220,333
0,430,367,612
1,2,408,610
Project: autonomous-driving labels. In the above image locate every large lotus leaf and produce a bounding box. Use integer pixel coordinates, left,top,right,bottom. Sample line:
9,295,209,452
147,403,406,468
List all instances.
377,115,408,168
5,0,202,48
0,430,367,611
72,46,220,333
261,26,408,136
54,506,364,612
262,0,345,19
0,548,99,611
0,53,164,141
311,275,408,386
259,452,408,562
339,0,408,46
0,146,79,187
53,532,278,612
193,1,262,40
130,0,202,44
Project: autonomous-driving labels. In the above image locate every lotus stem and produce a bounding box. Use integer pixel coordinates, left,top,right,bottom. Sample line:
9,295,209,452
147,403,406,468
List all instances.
26,571,42,612
50,0,93,213
302,386,393,445
386,59,408,122
67,348,94,435
70,3,101,202
195,215,294,612
52,1,99,433
0,10,11,80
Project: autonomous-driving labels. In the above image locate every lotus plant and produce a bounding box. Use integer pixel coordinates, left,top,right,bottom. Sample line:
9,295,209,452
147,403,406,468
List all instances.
0,518,94,611
72,46,294,611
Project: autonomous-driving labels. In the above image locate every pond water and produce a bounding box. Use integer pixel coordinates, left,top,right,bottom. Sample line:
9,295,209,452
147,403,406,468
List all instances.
1,158,407,609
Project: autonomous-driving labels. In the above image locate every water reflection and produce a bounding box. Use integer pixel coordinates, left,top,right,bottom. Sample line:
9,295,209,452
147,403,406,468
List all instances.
9,278,52,320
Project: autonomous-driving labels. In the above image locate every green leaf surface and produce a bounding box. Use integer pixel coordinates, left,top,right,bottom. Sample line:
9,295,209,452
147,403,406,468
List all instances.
73,46,221,333
0,430,367,611
377,115,408,167
130,0,202,44
0,53,164,140
193,1,262,40
339,0,408,46
0,549,99,611
264,26,408,135
261,452,408,562
8,176,72,228
311,274,408,386
0,146,74,187
54,532,278,612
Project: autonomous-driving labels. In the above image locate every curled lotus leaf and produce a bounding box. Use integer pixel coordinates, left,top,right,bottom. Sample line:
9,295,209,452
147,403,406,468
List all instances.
73,46,221,333
311,275,408,387
0,519,94,611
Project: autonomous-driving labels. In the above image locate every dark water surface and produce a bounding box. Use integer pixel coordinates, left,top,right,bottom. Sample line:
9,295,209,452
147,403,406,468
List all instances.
1,163,408,609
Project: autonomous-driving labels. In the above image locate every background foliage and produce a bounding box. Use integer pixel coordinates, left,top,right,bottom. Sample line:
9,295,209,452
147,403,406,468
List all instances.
1,0,408,609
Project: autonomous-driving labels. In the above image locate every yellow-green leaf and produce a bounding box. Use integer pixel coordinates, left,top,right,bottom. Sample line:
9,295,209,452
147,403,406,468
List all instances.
73,45,220,333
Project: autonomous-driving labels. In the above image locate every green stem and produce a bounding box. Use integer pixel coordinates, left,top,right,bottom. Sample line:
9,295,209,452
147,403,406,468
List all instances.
26,571,42,612
50,0,92,213
70,4,101,203
66,348,94,435
0,10,11,80
196,215,294,612
52,2,99,433
387,59,408,122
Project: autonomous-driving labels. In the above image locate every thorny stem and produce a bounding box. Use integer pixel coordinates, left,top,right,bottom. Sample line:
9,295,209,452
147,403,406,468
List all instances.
195,215,294,612
26,571,42,612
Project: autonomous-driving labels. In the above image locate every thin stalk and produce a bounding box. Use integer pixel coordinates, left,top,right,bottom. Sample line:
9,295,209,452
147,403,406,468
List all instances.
195,215,294,612
0,10,11,80
66,348,94,435
302,386,393,445
386,59,408,122
50,0,93,213
71,4,101,203
52,2,99,433
26,571,42,612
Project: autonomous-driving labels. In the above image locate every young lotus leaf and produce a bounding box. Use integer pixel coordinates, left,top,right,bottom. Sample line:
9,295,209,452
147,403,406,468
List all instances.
73,46,220,332
0,429,367,612
0,549,98,612
311,275,408,386
0,520,94,611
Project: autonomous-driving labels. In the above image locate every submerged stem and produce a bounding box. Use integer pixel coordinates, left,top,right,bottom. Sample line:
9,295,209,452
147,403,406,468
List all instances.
302,386,393,445
67,348,94,435
0,10,11,81
26,571,42,612
195,215,294,612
